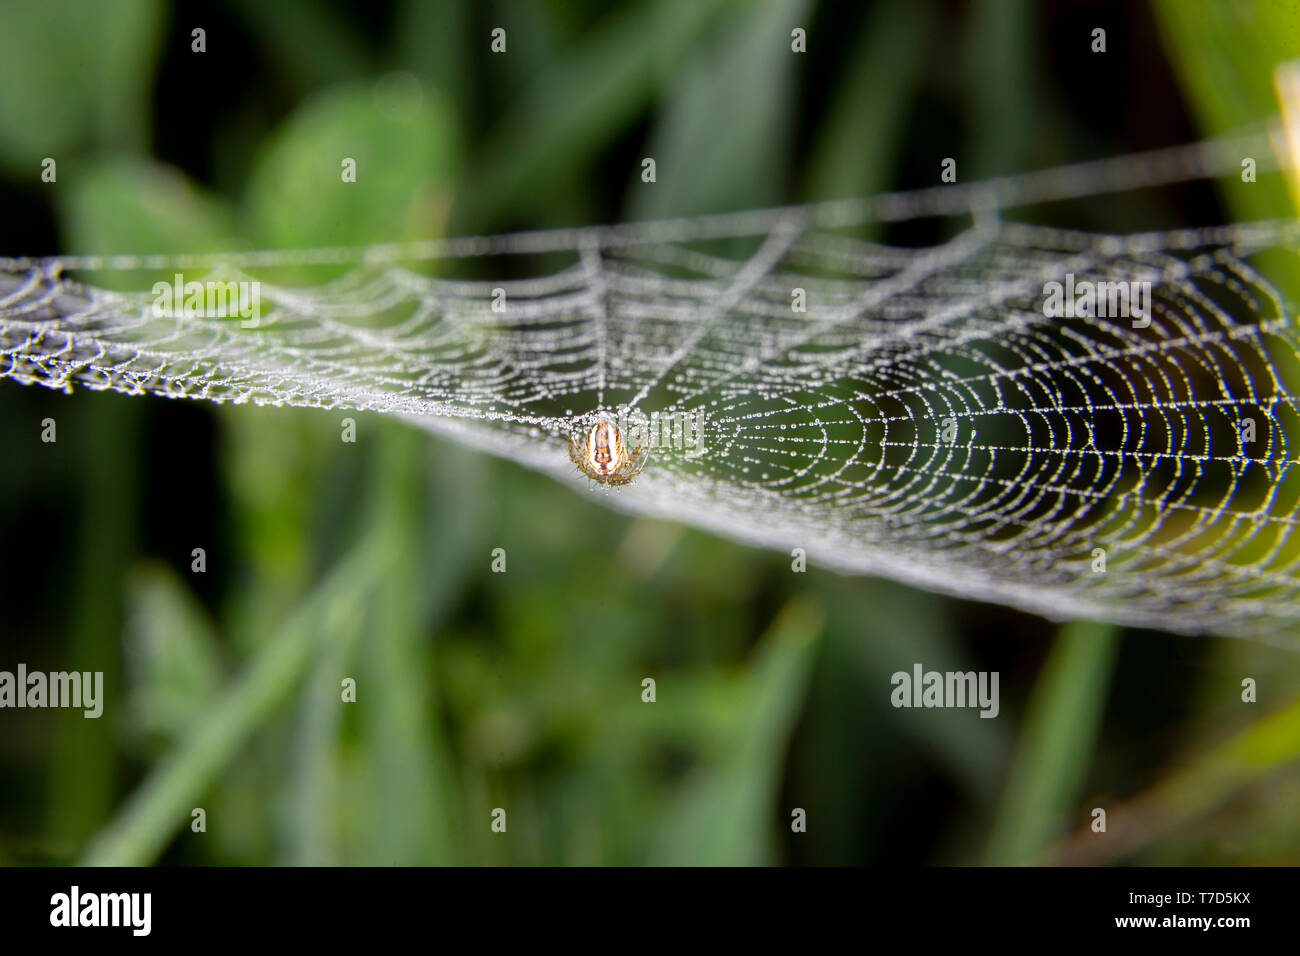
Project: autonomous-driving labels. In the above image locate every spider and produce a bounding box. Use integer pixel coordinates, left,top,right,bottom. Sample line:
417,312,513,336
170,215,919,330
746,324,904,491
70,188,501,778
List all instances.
568,414,649,486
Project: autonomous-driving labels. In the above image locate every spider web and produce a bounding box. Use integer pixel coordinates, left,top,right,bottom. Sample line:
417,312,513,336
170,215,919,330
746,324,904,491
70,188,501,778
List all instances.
4,129,1300,641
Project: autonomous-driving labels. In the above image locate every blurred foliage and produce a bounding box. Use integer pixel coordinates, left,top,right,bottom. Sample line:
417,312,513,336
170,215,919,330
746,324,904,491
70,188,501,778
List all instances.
0,0,161,169
0,0,1299,867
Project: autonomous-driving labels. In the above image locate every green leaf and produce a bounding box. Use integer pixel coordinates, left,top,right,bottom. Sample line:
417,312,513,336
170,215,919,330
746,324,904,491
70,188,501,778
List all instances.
243,78,458,249
46,397,142,852
453,0,740,230
58,156,238,263
1155,0,1300,222
224,0,372,93
832,577,1012,807
0,0,162,171
392,0,475,117
985,620,1120,865
1050,693,1300,865
626,0,810,220
803,0,936,202
650,598,822,865
79,543,379,866
962,0,1039,180
122,563,225,748
281,583,365,866
349,425,476,865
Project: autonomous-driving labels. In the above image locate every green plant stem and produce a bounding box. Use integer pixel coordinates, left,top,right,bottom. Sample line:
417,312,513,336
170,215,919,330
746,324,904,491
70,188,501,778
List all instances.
1049,693,1300,865
79,544,377,866
985,620,1120,865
